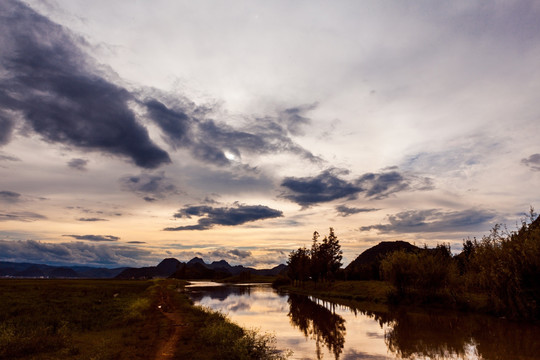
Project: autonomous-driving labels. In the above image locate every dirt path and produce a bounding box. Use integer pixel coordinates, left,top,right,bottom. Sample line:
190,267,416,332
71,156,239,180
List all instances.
154,287,187,360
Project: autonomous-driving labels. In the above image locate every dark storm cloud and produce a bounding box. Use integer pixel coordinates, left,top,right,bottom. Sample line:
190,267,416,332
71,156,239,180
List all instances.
335,205,379,217
359,208,496,234
144,99,192,148
164,203,283,231
0,239,150,266
281,168,434,207
0,190,21,203
0,0,170,168
1,0,317,170
0,211,46,221
77,218,108,222
67,158,88,171
521,153,540,171
356,171,434,200
62,234,120,242
280,168,362,207
144,98,320,166
119,172,178,200
0,113,15,145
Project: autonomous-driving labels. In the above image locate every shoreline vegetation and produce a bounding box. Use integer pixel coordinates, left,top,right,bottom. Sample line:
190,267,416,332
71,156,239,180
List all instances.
274,212,540,321
0,279,289,360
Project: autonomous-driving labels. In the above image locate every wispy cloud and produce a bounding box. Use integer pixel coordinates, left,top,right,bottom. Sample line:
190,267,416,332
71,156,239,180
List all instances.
335,205,379,217
77,218,108,222
0,211,46,222
62,234,120,242
119,172,178,201
0,190,21,203
360,208,496,234
67,158,88,171
522,153,540,171
145,98,320,167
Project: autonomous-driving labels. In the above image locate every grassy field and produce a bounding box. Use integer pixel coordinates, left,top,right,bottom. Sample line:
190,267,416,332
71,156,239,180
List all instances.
0,279,167,359
0,279,288,360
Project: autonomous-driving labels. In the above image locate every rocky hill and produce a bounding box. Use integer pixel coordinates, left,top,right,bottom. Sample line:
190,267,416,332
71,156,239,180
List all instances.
345,241,419,280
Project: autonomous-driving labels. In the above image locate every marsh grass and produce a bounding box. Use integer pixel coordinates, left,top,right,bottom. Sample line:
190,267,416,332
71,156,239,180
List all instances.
0,278,289,359
0,279,163,359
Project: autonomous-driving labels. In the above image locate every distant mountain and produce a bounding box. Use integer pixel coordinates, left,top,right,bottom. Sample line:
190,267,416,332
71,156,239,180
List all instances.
49,267,80,278
0,257,285,280
0,261,127,279
116,257,286,280
345,241,419,280
115,258,182,280
14,265,46,278
170,262,232,280
156,258,182,275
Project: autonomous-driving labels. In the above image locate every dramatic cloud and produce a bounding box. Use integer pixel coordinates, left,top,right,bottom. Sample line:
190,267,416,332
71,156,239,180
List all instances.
356,171,434,200
360,209,496,234
145,98,320,167
144,99,193,149
165,203,283,231
0,239,151,266
0,211,46,222
0,0,170,168
0,114,15,145
0,190,21,203
67,158,88,171
281,169,362,207
62,234,120,242
1,0,319,172
335,205,379,217
77,218,108,222
522,154,540,171
119,172,178,201
127,241,146,244
281,168,434,207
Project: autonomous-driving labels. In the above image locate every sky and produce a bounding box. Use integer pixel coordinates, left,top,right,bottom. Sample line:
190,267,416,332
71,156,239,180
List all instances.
1,0,539,268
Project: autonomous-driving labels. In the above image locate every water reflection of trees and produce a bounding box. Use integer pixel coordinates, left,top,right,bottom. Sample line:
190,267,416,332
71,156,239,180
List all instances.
287,294,346,359
360,307,540,360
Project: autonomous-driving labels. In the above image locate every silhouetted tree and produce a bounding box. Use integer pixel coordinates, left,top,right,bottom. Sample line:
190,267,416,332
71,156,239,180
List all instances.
287,246,310,286
287,228,343,284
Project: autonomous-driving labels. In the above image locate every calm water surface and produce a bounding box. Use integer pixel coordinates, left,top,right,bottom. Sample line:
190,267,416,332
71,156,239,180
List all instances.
187,282,540,360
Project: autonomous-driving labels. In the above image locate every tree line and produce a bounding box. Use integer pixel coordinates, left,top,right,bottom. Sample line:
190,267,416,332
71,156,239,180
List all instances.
283,210,540,320
287,228,343,285
380,210,540,319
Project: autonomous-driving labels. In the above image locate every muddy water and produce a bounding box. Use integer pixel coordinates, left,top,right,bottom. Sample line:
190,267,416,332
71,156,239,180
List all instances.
187,282,540,359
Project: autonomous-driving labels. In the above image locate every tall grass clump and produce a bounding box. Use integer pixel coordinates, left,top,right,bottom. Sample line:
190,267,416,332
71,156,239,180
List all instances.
462,211,540,318
194,306,290,360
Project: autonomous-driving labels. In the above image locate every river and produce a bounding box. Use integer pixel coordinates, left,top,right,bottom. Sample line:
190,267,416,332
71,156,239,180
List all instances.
186,282,540,360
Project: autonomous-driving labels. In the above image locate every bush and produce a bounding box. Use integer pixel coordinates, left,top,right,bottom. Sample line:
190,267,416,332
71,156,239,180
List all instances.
380,244,458,299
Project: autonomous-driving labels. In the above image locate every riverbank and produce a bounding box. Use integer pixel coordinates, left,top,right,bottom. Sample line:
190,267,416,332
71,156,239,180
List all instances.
273,279,494,317
0,279,288,359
